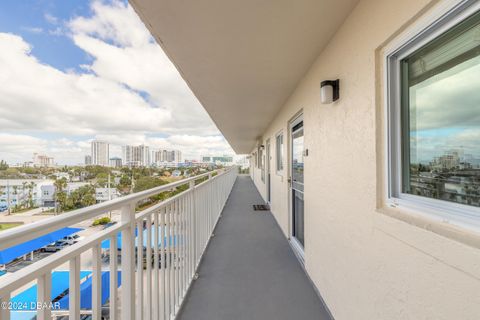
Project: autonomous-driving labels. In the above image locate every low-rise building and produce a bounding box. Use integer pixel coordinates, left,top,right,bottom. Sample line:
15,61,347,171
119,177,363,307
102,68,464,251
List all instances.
40,184,55,207
109,157,122,168
95,187,120,202
33,153,55,167
84,155,92,165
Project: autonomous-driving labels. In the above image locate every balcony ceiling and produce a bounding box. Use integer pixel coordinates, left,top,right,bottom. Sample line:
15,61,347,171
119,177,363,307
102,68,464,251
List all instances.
130,0,359,153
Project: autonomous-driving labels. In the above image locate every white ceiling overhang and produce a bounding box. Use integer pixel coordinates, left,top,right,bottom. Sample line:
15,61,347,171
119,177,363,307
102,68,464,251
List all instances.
130,0,359,153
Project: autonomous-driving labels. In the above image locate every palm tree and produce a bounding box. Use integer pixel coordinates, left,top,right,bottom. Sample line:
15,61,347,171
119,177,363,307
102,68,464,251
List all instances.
12,185,18,213
22,181,28,209
54,178,68,214
27,182,35,208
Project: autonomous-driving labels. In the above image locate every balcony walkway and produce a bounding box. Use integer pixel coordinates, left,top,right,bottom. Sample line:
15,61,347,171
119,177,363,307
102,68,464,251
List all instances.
178,175,331,320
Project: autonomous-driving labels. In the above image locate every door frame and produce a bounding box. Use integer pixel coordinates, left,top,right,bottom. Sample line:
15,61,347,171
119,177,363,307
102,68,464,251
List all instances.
266,138,271,204
288,111,305,261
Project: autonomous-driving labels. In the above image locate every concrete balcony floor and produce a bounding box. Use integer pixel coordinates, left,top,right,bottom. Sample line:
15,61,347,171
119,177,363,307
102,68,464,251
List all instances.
178,175,331,320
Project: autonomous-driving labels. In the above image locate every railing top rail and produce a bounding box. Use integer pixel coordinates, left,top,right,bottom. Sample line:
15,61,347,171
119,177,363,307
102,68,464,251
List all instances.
0,167,235,251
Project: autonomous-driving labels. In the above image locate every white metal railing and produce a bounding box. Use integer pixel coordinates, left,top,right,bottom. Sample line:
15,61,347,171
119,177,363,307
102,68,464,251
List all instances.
0,167,237,320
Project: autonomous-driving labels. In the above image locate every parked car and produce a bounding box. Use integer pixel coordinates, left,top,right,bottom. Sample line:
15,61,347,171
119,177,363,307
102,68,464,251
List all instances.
0,203,8,212
42,241,70,252
62,234,84,245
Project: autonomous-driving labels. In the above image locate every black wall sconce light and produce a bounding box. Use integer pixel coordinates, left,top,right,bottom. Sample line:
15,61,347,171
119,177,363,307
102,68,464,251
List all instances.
320,79,340,104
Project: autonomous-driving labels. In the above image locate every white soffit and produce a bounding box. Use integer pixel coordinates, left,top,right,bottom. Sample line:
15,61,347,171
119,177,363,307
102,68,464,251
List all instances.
130,0,359,153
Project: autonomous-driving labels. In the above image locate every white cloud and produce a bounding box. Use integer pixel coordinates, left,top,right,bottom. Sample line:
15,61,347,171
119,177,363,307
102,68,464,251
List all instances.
21,27,43,34
0,134,87,165
411,56,480,131
0,32,172,135
44,13,59,25
0,0,235,165
67,1,219,135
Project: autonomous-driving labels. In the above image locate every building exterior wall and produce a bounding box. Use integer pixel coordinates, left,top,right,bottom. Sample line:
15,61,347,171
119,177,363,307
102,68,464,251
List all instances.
250,0,480,319
91,140,109,166
152,149,182,164
123,144,150,167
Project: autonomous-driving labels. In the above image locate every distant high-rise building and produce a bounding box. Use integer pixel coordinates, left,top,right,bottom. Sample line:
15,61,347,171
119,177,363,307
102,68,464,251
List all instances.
91,140,109,166
109,157,122,168
33,153,55,167
123,144,150,167
152,149,182,164
85,155,92,165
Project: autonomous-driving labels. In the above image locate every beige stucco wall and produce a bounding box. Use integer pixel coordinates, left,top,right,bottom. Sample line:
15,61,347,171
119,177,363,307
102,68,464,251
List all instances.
250,0,480,319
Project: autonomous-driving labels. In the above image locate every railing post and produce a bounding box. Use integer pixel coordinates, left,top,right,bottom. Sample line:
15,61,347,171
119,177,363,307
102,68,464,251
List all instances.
37,272,52,320
136,220,144,320
189,180,197,274
69,256,81,320
92,244,101,320
109,235,118,320
121,203,135,320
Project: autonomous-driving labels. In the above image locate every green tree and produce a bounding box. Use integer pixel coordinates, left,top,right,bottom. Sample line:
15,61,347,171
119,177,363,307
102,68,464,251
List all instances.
54,178,68,213
27,182,36,208
96,173,108,187
0,160,8,170
133,177,168,193
117,174,132,194
63,184,96,211
78,185,96,207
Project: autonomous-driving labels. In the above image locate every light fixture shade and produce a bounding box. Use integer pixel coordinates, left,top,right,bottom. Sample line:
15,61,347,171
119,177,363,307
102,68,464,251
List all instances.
320,79,340,104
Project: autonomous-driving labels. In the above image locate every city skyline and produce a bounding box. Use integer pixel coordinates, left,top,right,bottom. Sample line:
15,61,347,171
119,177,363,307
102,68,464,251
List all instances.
0,0,235,165
0,141,236,167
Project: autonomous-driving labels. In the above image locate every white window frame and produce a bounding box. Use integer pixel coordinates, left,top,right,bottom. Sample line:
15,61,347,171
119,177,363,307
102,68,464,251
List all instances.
275,130,284,175
384,0,480,231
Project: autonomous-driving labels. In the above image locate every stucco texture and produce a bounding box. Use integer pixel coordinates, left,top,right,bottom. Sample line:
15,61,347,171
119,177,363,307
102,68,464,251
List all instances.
250,0,480,319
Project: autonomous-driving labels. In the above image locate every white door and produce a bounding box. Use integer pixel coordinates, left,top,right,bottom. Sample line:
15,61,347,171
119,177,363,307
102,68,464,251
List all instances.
266,139,271,203
289,115,304,253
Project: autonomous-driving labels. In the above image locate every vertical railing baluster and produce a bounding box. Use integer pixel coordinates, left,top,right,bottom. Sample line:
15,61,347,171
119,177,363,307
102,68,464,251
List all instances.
121,203,135,320
110,235,118,320
145,215,152,320
136,220,144,320
69,256,81,320
181,196,186,296
37,272,52,320
153,212,159,320
209,173,212,237
204,186,207,253
160,207,166,320
179,198,183,299
166,204,171,318
190,190,194,279
185,192,190,284
92,244,101,320
172,201,177,311
189,180,196,276
175,199,179,309
169,203,174,316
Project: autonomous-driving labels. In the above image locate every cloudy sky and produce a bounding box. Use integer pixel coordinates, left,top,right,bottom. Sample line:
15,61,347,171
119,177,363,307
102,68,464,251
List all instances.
409,55,480,164
0,0,234,165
